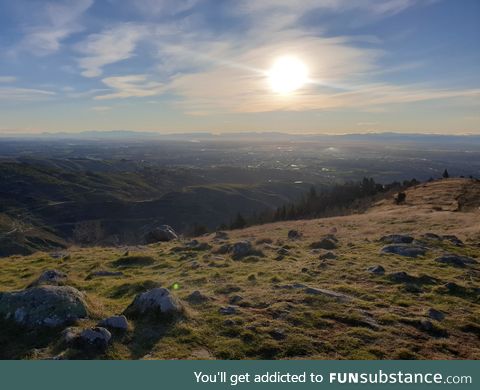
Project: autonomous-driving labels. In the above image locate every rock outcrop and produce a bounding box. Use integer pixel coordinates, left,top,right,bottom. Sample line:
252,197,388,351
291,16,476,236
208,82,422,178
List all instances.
0,286,88,327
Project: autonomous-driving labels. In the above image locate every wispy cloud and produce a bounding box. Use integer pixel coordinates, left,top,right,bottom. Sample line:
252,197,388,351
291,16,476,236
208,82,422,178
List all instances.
94,75,164,100
17,0,93,56
76,23,148,78
0,87,55,101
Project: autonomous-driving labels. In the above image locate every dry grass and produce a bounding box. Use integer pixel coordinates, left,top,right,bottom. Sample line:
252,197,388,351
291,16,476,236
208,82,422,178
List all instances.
0,178,479,360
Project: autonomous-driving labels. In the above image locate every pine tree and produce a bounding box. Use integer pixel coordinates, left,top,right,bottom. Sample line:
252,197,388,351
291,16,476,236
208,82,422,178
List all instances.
442,169,449,179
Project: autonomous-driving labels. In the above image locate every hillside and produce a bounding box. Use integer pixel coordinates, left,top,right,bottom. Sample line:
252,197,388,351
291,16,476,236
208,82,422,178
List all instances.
0,178,479,359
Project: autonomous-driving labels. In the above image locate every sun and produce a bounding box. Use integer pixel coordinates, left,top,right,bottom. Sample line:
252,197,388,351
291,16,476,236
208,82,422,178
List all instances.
268,56,309,94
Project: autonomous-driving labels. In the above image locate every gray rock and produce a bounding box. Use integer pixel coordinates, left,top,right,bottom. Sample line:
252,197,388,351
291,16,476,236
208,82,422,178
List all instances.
269,329,286,340
186,290,210,304
319,251,337,260
288,230,302,240
427,308,445,321
277,247,290,256
214,231,229,240
99,315,129,330
124,288,182,317
442,235,464,246
78,327,111,350
229,295,243,305
381,244,426,258
0,286,88,328
388,271,415,283
219,306,237,315
145,225,178,243
28,269,67,288
61,326,81,344
422,233,442,241
380,234,414,244
435,254,477,267
367,265,385,275
310,238,337,250
231,241,253,258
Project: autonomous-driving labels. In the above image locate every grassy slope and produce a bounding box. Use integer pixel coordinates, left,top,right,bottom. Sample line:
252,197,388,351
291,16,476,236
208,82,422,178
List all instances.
0,178,479,359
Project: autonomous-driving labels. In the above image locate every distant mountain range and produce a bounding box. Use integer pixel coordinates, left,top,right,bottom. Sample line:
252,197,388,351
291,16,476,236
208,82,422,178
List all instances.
2,130,480,145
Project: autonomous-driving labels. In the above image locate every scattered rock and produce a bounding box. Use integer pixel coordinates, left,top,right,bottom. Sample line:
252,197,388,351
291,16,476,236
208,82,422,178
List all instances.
435,254,477,267
288,230,302,240
367,265,385,275
231,241,253,258
319,251,337,260
380,234,414,244
442,235,464,246
269,329,286,340
223,319,236,326
28,269,67,288
427,308,445,321
304,287,352,302
229,295,243,305
214,231,229,240
277,247,290,256
99,315,129,331
310,238,337,250
111,256,155,268
86,270,124,280
145,225,178,243
78,327,111,350
61,326,81,344
422,233,442,241
186,290,210,304
215,243,231,254
219,306,237,315
0,286,88,328
124,288,182,318
388,271,415,283
184,240,212,251
381,244,426,258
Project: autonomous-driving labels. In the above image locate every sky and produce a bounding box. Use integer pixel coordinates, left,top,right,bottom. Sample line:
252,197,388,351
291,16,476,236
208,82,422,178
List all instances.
0,0,479,134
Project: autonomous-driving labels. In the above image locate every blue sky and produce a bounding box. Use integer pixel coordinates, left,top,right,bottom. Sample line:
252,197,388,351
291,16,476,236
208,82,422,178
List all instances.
0,0,479,134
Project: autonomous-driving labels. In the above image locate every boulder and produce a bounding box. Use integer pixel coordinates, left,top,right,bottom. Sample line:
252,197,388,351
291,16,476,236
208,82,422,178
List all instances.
186,290,210,304
435,254,477,267
442,235,464,246
145,225,178,243
380,234,414,244
214,231,229,240
124,288,182,318
28,269,67,288
319,251,337,260
388,271,415,283
381,244,426,258
310,238,337,250
288,230,302,240
427,308,445,321
0,286,88,328
78,327,111,350
231,241,253,258
367,265,385,275
219,306,237,315
99,315,129,330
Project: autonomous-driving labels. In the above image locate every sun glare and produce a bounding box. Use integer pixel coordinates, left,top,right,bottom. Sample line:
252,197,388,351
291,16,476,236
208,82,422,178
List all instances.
268,56,309,95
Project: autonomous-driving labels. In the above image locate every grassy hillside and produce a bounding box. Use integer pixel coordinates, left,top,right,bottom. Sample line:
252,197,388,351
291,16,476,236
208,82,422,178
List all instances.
0,178,479,359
